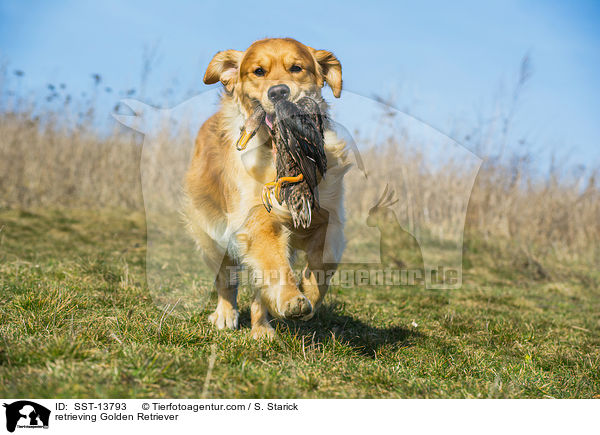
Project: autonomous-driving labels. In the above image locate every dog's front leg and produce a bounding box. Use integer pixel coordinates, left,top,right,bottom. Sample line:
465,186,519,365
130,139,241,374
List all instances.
239,208,313,338
298,221,342,320
301,225,337,320
208,255,239,330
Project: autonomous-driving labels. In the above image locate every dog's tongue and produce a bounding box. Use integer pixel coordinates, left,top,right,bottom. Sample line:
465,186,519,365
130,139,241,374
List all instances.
265,113,274,130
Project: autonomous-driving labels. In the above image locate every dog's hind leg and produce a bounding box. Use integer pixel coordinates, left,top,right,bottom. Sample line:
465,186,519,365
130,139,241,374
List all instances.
208,256,240,330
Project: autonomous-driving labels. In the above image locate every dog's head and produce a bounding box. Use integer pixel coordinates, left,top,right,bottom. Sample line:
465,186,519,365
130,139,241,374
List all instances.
204,38,342,116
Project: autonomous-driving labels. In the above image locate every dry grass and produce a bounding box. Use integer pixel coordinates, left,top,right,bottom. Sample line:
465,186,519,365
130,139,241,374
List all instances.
0,112,143,209
345,140,600,263
0,70,598,267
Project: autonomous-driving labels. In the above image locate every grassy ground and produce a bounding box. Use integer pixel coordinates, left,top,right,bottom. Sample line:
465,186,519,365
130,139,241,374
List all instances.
0,208,599,398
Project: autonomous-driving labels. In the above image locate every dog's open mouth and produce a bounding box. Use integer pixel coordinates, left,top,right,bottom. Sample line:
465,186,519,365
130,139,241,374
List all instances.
264,112,275,130
235,99,319,150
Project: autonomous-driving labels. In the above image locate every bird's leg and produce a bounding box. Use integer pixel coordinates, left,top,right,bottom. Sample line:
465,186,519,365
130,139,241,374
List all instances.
274,174,303,201
261,174,304,212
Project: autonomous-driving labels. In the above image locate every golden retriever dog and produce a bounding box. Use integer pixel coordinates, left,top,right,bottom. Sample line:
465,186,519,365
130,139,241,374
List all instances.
184,38,349,339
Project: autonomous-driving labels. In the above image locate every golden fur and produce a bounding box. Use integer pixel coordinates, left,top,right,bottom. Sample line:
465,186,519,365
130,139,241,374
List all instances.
184,38,349,338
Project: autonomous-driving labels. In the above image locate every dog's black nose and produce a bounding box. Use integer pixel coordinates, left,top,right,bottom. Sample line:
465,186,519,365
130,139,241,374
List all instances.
268,84,290,102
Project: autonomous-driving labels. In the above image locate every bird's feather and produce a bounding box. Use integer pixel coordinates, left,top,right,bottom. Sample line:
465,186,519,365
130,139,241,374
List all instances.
267,96,327,228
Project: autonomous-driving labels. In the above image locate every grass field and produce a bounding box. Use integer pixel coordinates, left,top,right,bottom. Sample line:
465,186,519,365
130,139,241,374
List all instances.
1,207,598,398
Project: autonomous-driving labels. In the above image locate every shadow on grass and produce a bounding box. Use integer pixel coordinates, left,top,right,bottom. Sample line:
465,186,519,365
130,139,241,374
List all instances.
239,301,424,358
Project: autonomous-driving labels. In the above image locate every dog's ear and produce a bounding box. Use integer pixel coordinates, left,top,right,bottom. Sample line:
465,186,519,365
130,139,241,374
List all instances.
204,50,244,93
311,49,342,98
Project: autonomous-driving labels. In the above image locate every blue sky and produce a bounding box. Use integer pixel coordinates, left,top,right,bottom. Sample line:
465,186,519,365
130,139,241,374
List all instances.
1,0,599,168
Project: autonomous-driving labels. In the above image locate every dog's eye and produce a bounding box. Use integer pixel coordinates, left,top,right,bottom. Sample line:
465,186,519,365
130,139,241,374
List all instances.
254,67,265,77
290,65,302,73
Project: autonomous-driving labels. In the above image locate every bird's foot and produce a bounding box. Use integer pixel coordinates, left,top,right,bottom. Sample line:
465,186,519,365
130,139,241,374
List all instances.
262,181,277,212
261,174,304,212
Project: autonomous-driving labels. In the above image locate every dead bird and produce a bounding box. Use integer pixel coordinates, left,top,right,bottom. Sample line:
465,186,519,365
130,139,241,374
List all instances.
234,96,327,228
264,97,326,228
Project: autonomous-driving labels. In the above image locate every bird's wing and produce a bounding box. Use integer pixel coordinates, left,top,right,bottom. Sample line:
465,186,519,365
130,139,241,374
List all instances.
297,97,324,136
279,114,326,176
295,97,327,175
287,134,319,192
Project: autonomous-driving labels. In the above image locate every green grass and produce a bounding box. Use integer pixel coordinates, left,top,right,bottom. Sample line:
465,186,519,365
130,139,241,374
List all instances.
0,208,599,398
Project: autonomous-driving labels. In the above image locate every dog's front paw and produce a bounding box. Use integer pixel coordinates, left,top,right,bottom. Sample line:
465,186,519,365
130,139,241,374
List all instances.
251,324,276,340
208,306,239,330
299,310,316,321
281,294,313,319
